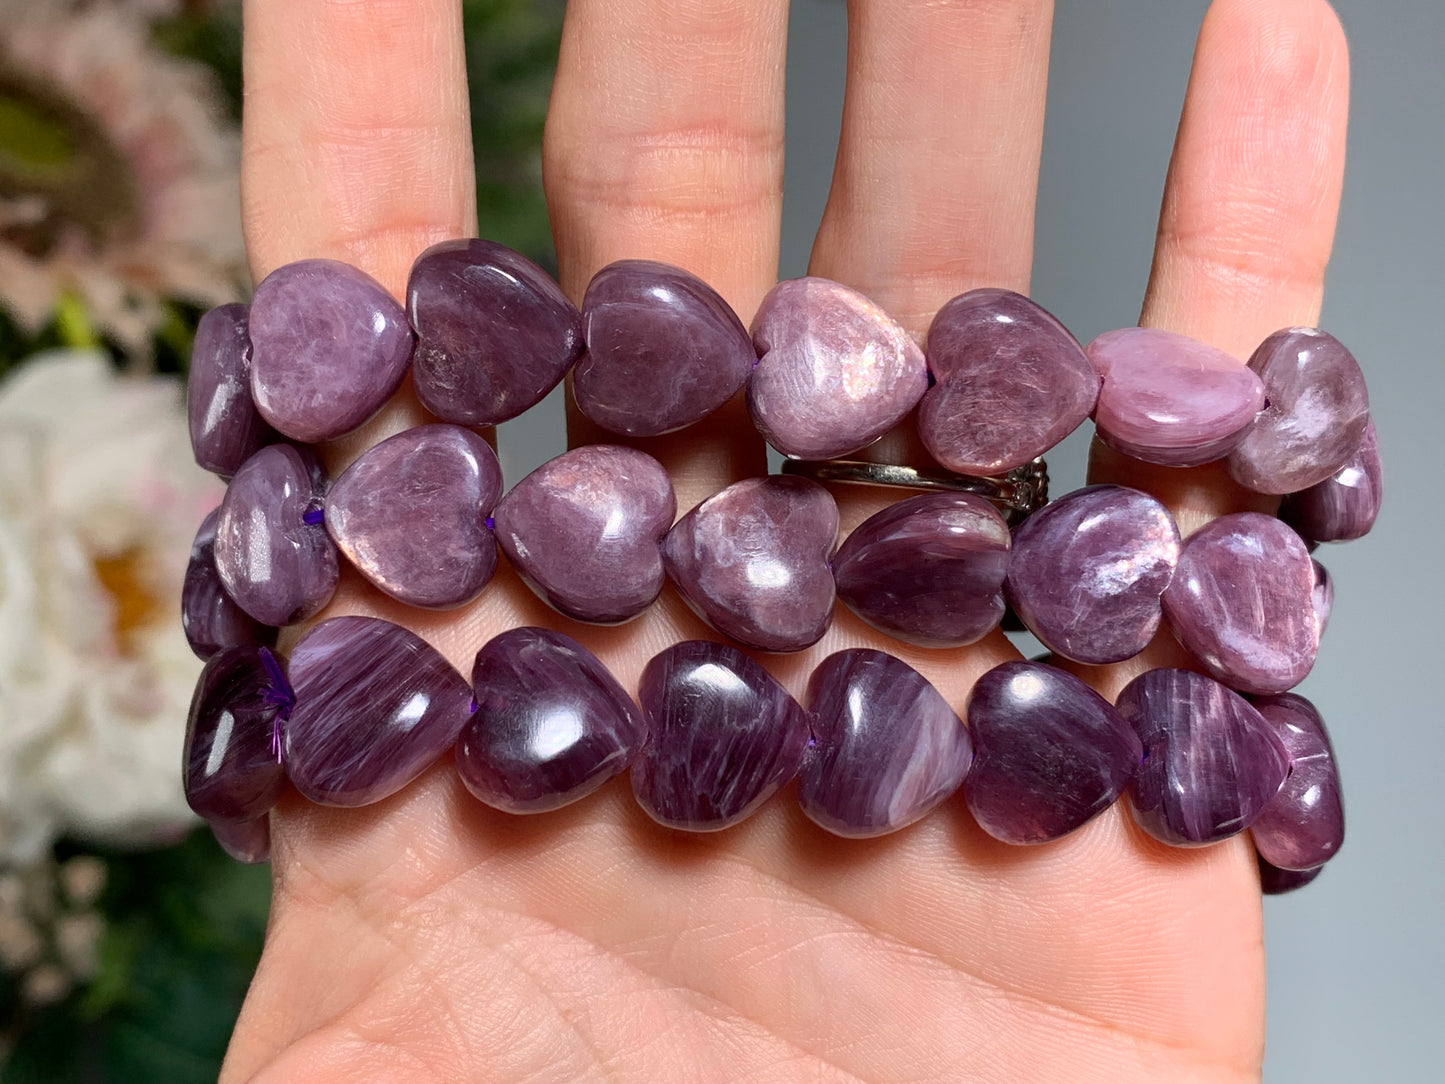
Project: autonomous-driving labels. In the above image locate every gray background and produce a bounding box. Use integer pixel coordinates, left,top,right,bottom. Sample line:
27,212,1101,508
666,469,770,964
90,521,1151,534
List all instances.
497,1,1444,1078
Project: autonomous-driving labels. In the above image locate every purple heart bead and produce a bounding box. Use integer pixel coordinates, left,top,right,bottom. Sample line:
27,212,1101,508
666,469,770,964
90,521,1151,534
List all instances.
325,424,503,609
747,277,927,459
284,616,474,807
965,662,1142,845
631,640,810,832
183,644,290,823
181,509,277,660
1226,327,1370,494
1005,485,1180,665
800,650,971,838
574,260,754,436
210,817,271,864
918,289,1098,475
1258,855,1324,895
1280,417,1383,543
456,627,647,814
493,445,676,624
407,239,583,425
1086,327,1265,466
249,259,415,443
663,475,837,653
1162,512,1318,694
832,492,1010,648
1118,668,1289,847
1248,692,1344,871
187,303,276,476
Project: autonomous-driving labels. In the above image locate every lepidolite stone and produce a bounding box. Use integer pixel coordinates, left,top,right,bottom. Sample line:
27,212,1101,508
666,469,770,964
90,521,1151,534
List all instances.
1258,855,1324,895
213,445,338,627
1311,560,1334,636
574,260,754,436
249,259,415,443
210,817,270,864
182,509,276,660
1162,513,1318,694
183,645,290,823
832,493,1010,648
1086,327,1265,466
1249,693,1344,871
747,277,927,459
188,304,275,476
284,616,474,806
965,662,1142,844
493,445,675,624
663,475,837,653
1281,418,1383,543
918,289,1098,474
1227,327,1370,494
1006,485,1179,665
326,424,503,608
407,239,583,425
1118,668,1289,846
800,650,971,837
456,627,646,814
631,640,809,831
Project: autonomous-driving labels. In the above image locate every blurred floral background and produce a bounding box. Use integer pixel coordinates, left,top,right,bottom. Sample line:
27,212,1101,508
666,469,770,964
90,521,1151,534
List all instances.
0,1,560,1077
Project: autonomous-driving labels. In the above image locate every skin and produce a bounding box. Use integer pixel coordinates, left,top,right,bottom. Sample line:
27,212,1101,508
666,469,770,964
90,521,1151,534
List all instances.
225,0,1351,1080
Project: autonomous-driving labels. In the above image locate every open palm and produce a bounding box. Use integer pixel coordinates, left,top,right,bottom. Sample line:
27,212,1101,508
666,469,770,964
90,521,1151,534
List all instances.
221,0,1350,1080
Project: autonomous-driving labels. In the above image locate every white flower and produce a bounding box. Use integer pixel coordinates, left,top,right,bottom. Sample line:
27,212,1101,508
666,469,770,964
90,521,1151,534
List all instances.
0,350,223,863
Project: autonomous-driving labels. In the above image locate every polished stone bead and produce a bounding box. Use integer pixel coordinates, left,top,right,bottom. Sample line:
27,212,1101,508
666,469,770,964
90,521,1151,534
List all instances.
407,239,583,425
188,304,275,476
574,260,754,436
832,493,1010,648
965,661,1141,844
210,817,271,864
1086,327,1265,466
1227,327,1370,494
663,475,837,653
456,627,646,814
1118,668,1289,846
1281,418,1383,543
493,445,675,624
1311,560,1334,636
182,509,277,660
1006,485,1180,665
747,277,927,459
326,424,502,609
800,650,971,837
183,645,290,822
1249,693,1344,871
213,445,338,626
284,616,473,806
1258,855,1324,895
1162,513,1318,694
918,289,1098,474
249,259,415,443
631,640,809,831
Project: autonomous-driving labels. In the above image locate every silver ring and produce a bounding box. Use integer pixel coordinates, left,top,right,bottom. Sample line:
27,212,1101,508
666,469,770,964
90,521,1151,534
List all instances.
781,457,1049,522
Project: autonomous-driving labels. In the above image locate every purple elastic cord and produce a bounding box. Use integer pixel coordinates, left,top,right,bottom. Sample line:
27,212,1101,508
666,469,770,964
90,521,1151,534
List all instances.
258,646,296,718
302,505,325,526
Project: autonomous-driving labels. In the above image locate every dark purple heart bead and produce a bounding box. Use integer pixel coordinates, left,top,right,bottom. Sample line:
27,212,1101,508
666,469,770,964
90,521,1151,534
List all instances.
918,289,1098,475
1281,418,1383,543
1258,855,1324,895
457,627,646,814
631,640,810,831
663,475,837,653
1118,668,1289,847
1226,327,1370,494
325,424,502,609
407,239,583,425
188,304,276,476
747,277,927,459
1086,327,1265,466
1005,485,1180,665
284,616,473,807
210,817,270,864
182,644,290,823
800,650,971,838
1311,559,1333,636
574,259,754,437
1249,693,1344,871
249,259,415,443
181,509,277,660
213,445,338,626
965,661,1142,845
832,493,1010,648
1162,512,1318,694
493,445,675,624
